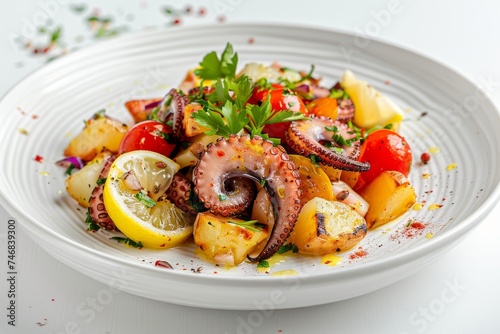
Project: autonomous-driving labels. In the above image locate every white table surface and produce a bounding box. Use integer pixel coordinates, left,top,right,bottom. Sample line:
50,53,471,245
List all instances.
1,0,500,333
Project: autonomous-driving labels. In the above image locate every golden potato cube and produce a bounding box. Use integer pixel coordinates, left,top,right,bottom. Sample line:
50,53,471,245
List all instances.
361,171,417,229
287,197,367,256
172,134,221,169
65,152,111,208
64,117,128,161
183,103,210,137
193,212,269,266
172,149,198,170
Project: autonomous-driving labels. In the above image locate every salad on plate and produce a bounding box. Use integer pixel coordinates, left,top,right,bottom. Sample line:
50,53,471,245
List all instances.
59,43,416,268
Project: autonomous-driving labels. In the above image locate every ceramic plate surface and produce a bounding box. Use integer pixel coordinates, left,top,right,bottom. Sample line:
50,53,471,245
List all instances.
1,23,499,310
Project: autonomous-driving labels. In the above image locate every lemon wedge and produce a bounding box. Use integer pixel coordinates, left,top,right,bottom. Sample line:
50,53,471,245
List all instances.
103,150,194,249
340,70,404,130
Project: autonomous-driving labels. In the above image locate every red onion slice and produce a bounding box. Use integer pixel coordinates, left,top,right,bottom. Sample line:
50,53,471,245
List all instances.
56,156,84,170
144,100,162,110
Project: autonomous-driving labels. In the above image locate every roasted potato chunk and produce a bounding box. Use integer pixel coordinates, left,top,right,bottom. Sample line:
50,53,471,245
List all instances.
64,116,128,161
124,98,161,123
361,170,417,229
287,197,367,255
65,151,112,208
172,134,220,169
193,212,269,266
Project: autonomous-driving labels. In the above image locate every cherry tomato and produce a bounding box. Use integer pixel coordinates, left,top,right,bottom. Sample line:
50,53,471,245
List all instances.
354,129,412,191
247,84,307,142
118,120,176,157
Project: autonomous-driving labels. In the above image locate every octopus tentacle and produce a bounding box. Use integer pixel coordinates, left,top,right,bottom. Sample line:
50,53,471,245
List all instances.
285,116,370,172
218,175,257,216
337,98,355,122
331,82,355,122
165,173,197,216
193,134,302,262
158,88,188,140
88,154,117,230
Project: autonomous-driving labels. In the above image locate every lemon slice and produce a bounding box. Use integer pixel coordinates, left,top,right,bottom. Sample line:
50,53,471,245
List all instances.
103,150,194,249
340,70,404,130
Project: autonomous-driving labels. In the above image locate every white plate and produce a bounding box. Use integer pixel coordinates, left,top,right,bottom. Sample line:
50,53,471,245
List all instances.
1,23,499,310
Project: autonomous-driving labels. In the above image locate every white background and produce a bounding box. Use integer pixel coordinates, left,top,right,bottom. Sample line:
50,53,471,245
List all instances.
1,0,500,333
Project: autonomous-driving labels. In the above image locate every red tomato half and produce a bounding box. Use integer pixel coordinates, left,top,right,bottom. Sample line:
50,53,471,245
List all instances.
118,120,176,157
355,129,412,191
247,84,307,142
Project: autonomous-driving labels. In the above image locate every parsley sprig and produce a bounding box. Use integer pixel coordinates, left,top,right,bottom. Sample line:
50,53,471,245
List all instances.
277,243,299,254
85,211,100,231
191,43,310,145
194,42,238,80
192,99,247,137
245,99,308,145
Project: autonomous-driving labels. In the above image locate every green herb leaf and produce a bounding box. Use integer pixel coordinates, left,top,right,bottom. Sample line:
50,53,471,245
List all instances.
95,109,106,118
85,210,100,231
232,76,253,111
257,260,270,269
329,87,351,100
192,106,232,137
65,164,76,176
325,126,357,147
309,154,321,166
301,64,315,82
135,191,156,208
278,65,315,90
219,100,248,134
50,26,62,44
245,97,307,141
163,7,178,15
265,109,308,125
254,78,271,90
277,243,299,254
96,177,107,186
228,220,264,233
220,43,238,78
110,237,143,248
188,185,208,213
245,99,272,135
194,43,238,80
70,4,87,13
